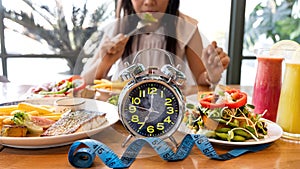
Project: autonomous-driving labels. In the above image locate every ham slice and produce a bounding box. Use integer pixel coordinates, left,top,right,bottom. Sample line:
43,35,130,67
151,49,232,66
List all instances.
31,116,55,129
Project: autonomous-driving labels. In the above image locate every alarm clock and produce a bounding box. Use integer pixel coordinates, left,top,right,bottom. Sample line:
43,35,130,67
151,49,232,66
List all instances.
117,48,186,147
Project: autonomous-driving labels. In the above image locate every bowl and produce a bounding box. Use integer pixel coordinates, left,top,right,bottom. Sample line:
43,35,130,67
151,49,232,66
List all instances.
54,97,86,113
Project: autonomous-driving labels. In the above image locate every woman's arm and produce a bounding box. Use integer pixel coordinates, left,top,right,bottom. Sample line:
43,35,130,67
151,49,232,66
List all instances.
81,34,129,84
185,27,211,86
94,34,129,80
185,28,226,86
185,45,209,85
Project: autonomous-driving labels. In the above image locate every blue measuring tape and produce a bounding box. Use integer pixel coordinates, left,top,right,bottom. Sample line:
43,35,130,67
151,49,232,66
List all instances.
68,134,270,168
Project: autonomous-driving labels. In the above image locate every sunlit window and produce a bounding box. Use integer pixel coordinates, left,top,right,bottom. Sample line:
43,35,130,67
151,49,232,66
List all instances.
180,0,231,51
242,0,299,86
180,0,231,84
1,0,115,84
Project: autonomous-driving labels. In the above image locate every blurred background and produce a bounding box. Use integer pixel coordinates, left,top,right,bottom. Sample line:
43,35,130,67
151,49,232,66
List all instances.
0,0,299,85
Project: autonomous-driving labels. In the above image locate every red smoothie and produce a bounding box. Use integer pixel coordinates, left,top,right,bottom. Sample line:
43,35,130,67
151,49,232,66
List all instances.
252,57,283,122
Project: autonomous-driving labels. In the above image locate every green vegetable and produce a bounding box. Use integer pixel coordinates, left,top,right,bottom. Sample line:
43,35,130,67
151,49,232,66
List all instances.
246,104,255,109
233,129,252,139
107,95,119,106
38,81,73,95
12,111,43,134
216,118,239,128
245,126,256,135
233,119,239,126
215,127,231,133
257,121,268,135
38,87,69,95
197,120,203,127
203,130,216,138
215,132,228,141
232,135,246,142
186,103,195,109
12,111,30,125
142,13,158,23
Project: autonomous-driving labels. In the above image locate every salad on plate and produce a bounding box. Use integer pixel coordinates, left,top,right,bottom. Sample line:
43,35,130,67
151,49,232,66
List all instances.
183,86,268,142
28,75,86,98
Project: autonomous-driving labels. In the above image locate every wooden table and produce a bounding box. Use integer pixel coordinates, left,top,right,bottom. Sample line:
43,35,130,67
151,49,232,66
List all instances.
1,83,300,169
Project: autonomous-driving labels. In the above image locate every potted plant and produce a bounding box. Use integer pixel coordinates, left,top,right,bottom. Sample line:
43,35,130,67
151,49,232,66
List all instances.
244,0,300,49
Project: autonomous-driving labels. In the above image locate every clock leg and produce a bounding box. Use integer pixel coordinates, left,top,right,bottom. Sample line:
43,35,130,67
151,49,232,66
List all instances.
169,136,179,148
122,134,133,147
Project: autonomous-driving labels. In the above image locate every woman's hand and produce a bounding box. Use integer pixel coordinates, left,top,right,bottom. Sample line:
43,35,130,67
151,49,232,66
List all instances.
212,41,230,69
201,44,224,85
101,34,129,64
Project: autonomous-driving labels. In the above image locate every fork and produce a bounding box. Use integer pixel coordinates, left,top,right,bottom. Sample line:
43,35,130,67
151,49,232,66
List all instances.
126,21,152,37
126,13,158,36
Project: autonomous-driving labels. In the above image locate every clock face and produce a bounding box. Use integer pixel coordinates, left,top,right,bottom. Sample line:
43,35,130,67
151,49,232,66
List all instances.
120,80,181,137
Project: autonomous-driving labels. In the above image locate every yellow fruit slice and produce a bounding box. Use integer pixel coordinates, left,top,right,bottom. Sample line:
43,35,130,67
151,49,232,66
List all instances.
271,40,299,50
270,40,300,57
292,47,300,61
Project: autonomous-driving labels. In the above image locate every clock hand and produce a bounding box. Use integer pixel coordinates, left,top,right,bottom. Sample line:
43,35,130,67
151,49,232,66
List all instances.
140,95,159,126
136,111,151,131
149,94,154,110
144,113,150,123
141,111,151,127
149,94,160,114
131,104,151,131
152,110,160,114
131,104,150,112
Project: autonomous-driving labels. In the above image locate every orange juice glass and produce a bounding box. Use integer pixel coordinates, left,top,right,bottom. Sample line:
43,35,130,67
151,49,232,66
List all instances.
276,51,300,140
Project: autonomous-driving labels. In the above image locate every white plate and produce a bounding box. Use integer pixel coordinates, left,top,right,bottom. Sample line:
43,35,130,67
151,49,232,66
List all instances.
178,120,283,146
186,94,199,105
0,98,119,149
96,88,121,95
181,94,283,146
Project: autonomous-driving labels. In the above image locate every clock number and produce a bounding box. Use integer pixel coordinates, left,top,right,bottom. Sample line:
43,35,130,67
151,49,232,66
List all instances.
139,90,145,97
160,91,164,98
129,105,136,113
166,107,174,114
165,98,172,106
147,125,155,133
131,115,139,123
148,87,157,95
163,116,172,123
138,122,145,130
131,97,141,105
157,123,164,130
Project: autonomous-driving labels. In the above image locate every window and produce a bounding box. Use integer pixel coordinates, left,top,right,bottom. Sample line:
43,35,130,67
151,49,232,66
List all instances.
0,0,115,84
242,0,300,86
2,0,297,86
180,0,231,84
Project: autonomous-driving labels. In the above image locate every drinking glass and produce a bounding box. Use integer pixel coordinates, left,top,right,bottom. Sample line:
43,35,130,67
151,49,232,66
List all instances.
252,49,283,122
276,50,300,140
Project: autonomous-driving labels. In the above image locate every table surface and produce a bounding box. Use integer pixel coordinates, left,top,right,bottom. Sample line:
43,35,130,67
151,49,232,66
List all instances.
1,82,300,169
